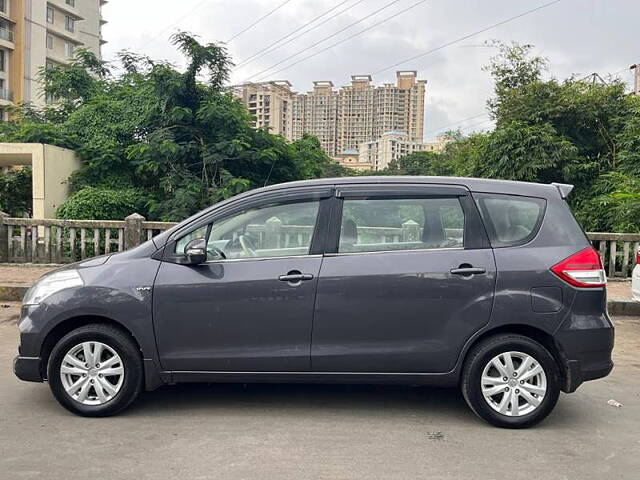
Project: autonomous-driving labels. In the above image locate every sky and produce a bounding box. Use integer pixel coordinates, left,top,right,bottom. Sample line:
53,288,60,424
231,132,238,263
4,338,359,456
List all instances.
101,0,639,140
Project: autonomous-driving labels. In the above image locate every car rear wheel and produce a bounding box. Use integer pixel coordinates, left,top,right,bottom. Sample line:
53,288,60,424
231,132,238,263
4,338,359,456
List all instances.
461,334,560,428
47,324,143,417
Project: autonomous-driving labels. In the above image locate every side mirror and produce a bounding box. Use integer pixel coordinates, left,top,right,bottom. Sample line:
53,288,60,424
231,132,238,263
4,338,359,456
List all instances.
184,238,207,265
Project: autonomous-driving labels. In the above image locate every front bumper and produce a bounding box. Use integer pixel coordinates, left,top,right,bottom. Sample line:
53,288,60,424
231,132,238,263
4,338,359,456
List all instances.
13,356,43,383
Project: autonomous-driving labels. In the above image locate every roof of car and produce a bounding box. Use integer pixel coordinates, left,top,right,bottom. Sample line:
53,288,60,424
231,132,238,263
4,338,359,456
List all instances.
251,176,564,199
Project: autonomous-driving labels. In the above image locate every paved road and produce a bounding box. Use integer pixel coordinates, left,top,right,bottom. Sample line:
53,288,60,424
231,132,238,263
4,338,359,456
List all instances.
1,305,639,480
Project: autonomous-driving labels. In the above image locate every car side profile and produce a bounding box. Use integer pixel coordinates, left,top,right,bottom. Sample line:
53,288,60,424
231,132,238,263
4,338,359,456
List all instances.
14,176,614,428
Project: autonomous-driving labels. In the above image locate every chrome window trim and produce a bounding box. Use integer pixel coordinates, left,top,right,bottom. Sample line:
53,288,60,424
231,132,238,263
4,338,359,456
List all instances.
324,246,464,257
204,254,323,265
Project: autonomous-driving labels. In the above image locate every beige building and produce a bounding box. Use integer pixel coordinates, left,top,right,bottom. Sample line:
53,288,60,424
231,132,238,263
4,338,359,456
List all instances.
233,71,427,159
231,80,294,138
0,0,106,113
0,143,81,218
334,149,371,172
358,131,449,171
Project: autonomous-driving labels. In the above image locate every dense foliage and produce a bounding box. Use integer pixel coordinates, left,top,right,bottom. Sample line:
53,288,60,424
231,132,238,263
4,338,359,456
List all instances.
0,34,346,221
56,187,145,220
0,167,32,217
369,42,640,232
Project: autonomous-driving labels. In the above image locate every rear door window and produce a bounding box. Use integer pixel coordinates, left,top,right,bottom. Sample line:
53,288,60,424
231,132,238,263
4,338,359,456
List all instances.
474,193,546,247
338,197,464,253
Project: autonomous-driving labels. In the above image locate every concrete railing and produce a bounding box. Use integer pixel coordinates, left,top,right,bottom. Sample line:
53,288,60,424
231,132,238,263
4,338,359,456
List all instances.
588,233,640,278
0,212,176,264
0,212,638,277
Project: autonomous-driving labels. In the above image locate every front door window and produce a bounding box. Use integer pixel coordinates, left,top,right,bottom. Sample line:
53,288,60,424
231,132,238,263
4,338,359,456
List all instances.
175,200,320,260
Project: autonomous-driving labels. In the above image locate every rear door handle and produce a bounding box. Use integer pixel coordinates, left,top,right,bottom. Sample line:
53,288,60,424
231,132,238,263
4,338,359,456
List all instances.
450,267,486,276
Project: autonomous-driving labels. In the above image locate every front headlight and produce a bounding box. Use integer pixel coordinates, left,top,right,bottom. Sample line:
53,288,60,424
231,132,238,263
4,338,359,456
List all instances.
22,269,84,306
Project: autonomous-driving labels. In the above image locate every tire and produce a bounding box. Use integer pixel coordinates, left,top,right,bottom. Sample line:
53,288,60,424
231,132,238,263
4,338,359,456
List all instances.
47,323,143,417
461,334,560,429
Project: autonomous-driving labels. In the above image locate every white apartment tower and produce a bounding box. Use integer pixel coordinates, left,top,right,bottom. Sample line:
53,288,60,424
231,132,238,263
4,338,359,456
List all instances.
359,131,449,170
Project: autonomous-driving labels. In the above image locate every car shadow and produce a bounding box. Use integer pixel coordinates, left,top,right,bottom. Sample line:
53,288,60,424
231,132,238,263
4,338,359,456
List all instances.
128,382,471,417
121,382,589,429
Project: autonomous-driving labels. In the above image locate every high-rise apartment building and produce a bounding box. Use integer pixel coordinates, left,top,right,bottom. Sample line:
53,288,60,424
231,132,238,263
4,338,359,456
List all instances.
231,80,294,138
0,0,106,113
292,80,339,154
233,71,427,158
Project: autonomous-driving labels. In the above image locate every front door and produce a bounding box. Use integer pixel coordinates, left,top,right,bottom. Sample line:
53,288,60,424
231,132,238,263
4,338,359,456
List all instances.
312,184,496,373
153,193,329,372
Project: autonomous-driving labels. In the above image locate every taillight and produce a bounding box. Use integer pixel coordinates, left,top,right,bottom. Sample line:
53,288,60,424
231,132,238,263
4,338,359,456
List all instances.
550,247,606,288
636,250,640,266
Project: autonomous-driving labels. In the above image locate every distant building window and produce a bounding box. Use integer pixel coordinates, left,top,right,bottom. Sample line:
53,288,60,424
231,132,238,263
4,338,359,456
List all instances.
0,0,6,13
64,42,74,58
66,0,76,6
65,16,75,33
46,6,54,23
0,49,5,72
46,34,54,49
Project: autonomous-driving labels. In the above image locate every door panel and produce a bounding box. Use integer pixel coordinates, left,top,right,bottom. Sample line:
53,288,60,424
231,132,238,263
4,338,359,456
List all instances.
312,249,495,373
153,191,332,373
154,256,322,371
311,185,495,374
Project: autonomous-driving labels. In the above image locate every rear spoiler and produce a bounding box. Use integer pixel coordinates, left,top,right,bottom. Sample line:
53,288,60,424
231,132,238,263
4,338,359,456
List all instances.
551,182,574,199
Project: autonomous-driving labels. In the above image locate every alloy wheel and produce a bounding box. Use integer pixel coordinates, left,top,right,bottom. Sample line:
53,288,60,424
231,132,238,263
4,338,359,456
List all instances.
59,341,125,406
480,351,547,417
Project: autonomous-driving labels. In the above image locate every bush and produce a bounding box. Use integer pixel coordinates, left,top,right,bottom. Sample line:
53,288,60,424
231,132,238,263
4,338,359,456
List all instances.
57,186,146,220
0,168,32,217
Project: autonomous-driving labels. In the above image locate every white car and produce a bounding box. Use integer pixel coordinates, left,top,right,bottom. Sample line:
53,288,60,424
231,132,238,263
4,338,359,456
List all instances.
633,252,640,301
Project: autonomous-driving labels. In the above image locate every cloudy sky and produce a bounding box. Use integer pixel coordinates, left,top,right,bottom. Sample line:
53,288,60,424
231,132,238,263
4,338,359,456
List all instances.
101,0,639,140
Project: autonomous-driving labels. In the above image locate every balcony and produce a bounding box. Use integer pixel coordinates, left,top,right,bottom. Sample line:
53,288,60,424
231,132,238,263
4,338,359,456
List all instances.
0,26,13,43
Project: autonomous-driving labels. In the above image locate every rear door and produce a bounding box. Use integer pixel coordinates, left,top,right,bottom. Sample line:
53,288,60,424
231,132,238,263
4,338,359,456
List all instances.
311,184,496,373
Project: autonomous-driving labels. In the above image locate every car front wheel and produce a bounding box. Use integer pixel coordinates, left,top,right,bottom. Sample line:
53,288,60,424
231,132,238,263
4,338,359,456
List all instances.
47,324,143,417
461,334,561,428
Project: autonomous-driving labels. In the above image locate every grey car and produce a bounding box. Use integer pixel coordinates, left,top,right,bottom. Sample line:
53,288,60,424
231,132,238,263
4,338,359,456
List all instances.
13,177,614,428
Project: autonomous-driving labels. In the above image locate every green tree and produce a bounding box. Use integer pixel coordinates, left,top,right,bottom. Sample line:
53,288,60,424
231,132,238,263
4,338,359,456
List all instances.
386,150,453,176
56,187,144,220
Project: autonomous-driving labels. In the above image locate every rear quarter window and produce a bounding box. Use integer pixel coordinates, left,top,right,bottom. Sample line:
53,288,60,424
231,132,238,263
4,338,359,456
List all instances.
474,193,546,247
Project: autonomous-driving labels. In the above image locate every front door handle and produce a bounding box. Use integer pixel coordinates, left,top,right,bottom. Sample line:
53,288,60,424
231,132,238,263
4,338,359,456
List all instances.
450,267,486,276
279,271,314,283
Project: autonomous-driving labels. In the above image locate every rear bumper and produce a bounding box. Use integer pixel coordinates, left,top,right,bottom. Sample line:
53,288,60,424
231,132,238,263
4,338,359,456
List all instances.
556,323,614,393
564,358,613,393
13,356,43,383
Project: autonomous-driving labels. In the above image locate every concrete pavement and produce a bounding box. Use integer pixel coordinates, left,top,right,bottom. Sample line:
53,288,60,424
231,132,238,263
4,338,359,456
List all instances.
0,304,639,480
